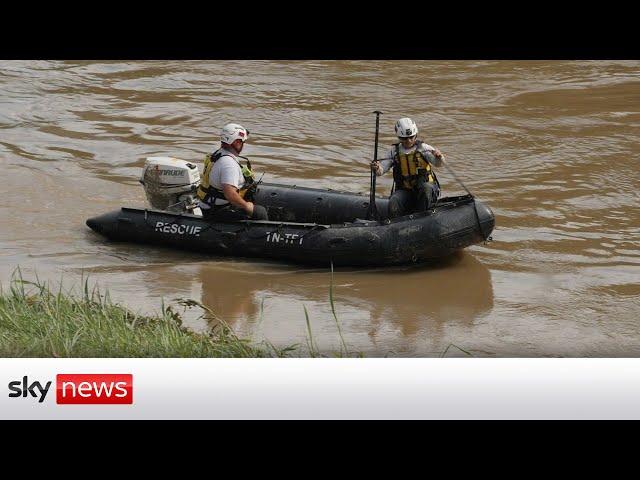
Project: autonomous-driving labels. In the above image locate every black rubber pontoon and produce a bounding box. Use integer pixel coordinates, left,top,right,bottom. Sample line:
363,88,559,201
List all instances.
86,182,495,267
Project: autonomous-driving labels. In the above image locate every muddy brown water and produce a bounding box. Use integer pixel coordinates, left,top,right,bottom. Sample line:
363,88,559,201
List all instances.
1,60,639,356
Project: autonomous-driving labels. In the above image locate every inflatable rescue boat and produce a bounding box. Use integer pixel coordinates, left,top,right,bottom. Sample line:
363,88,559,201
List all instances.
86,157,495,266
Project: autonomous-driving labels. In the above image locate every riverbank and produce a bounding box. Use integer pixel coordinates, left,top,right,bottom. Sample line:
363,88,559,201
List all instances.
0,273,294,358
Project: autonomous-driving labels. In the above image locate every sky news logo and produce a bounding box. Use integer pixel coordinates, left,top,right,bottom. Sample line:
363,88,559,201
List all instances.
8,374,133,404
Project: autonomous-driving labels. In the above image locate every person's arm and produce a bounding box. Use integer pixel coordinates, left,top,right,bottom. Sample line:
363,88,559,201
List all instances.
222,184,253,215
419,143,444,167
218,158,254,214
371,148,395,176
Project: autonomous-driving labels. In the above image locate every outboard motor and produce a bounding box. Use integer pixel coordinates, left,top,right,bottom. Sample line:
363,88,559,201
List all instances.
140,157,202,215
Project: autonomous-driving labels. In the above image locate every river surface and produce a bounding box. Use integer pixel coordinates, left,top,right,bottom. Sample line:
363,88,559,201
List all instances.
1,60,639,356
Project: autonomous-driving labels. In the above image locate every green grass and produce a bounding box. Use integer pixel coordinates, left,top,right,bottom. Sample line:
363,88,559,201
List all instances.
0,270,292,358
0,269,473,358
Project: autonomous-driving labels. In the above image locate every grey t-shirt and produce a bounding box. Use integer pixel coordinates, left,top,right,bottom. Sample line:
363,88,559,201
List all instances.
377,141,442,175
199,148,246,208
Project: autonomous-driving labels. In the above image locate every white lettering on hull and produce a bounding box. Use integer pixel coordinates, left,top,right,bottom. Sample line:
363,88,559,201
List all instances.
154,221,202,236
266,231,303,246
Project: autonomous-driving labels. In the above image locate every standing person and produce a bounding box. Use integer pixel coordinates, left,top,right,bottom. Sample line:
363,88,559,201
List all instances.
371,117,444,218
196,123,269,221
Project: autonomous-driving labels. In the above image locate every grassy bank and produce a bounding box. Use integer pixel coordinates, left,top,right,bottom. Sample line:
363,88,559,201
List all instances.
1,271,472,358
0,273,294,358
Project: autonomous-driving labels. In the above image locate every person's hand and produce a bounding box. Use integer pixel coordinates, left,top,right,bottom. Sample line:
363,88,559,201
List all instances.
431,148,443,159
244,201,254,216
370,161,382,176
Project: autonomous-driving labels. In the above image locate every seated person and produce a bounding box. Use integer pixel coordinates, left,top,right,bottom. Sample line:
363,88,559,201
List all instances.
196,123,268,221
371,117,444,218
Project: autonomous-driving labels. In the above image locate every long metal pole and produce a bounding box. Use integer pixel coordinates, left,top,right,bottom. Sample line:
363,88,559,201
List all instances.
367,110,382,220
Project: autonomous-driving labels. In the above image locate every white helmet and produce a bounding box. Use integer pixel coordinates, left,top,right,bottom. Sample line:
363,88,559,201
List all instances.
220,123,249,144
395,117,418,138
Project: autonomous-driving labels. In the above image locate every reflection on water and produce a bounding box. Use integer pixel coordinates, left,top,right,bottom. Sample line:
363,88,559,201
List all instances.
1,60,640,356
187,253,494,355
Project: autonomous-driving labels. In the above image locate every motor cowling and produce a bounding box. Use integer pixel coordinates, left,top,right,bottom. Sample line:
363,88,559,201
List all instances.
140,157,201,212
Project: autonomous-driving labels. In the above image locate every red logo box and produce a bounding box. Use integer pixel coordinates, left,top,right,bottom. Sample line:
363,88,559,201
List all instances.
56,374,133,404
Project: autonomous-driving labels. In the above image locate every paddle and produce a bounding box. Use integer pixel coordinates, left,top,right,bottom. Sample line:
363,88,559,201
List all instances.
366,110,382,220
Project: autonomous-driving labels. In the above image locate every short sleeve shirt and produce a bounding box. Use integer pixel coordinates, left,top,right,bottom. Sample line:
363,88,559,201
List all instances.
210,155,245,191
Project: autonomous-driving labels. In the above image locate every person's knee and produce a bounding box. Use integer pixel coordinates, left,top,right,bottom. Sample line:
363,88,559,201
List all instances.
251,205,269,220
427,184,439,204
416,180,429,195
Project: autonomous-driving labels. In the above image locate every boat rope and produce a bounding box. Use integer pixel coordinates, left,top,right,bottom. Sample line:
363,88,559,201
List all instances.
440,159,487,241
